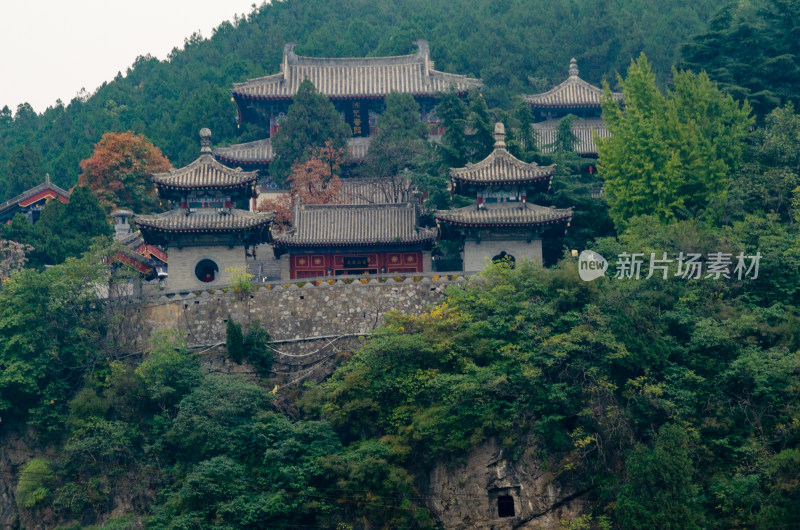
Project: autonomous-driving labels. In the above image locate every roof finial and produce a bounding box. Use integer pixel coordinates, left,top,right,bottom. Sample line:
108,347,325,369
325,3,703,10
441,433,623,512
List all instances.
199,128,212,154
494,122,506,149
569,58,579,77
45,173,50,184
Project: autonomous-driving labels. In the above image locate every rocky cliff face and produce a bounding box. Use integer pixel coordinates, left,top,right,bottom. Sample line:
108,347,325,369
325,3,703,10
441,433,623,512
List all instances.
427,438,589,529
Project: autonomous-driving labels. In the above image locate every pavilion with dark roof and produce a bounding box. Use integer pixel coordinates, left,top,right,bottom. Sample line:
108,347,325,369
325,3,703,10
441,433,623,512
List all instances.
523,58,623,156
435,123,572,270
272,201,435,279
135,129,272,290
230,40,481,137
0,175,70,224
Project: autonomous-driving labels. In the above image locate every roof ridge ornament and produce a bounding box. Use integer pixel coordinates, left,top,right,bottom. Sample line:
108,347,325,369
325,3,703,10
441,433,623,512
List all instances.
414,39,432,74
569,58,579,78
199,128,212,154
494,122,506,149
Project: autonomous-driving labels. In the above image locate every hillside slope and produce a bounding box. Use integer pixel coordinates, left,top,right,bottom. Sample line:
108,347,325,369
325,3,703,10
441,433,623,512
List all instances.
0,0,727,198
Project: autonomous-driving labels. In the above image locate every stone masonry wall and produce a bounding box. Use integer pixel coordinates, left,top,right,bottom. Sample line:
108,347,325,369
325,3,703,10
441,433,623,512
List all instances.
115,275,464,380
166,245,247,291
464,239,542,271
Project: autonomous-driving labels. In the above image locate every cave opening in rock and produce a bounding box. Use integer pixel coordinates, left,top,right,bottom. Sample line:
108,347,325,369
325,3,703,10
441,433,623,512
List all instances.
497,494,515,517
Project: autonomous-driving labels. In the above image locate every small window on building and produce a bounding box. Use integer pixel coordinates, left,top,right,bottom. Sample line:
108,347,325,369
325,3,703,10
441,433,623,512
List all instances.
195,259,219,283
497,495,515,518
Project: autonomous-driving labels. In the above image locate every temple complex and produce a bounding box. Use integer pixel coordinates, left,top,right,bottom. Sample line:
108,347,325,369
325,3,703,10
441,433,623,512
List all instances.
0,175,70,224
524,59,622,156
435,123,572,270
134,129,272,291
271,201,435,279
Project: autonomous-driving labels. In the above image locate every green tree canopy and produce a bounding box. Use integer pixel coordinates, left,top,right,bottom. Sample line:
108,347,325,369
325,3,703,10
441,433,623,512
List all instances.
271,79,351,184
3,144,44,201
598,54,753,228
3,186,111,268
679,0,800,117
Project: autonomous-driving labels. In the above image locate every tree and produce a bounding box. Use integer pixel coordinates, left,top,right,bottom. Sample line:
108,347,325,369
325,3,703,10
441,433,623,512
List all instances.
258,141,345,225
616,423,704,529
598,54,753,228
3,144,44,201
679,0,800,117
0,239,31,282
0,248,109,435
271,80,351,184
361,92,426,178
728,104,800,221
4,186,111,268
78,131,171,214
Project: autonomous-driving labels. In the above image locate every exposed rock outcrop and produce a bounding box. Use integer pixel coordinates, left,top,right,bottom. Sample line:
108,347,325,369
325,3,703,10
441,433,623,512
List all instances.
427,438,589,529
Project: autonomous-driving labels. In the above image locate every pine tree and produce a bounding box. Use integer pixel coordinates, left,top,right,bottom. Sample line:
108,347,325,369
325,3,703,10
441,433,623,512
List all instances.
4,145,44,201
271,80,351,185
360,92,427,198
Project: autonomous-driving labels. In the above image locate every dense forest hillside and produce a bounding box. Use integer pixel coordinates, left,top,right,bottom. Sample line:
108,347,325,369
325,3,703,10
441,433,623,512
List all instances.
4,1,800,528
0,0,729,200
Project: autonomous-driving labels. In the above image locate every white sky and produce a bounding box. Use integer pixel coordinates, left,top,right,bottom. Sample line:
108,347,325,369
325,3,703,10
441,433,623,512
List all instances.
0,0,262,113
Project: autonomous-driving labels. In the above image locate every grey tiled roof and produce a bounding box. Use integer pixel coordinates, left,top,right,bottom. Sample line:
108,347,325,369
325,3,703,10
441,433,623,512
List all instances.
450,139,555,185
0,177,70,217
152,154,258,191
341,176,415,205
435,201,572,228
213,137,371,166
231,40,481,100
523,59,622,108
534,118,611,155
134,208,272,233
272,202,435,247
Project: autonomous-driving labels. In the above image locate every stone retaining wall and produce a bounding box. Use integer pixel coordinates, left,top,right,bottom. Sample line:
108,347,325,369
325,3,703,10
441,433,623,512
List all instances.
116,275,466,377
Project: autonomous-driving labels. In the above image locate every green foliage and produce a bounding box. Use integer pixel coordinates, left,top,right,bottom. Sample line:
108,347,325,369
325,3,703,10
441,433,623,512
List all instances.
599,55,753,227
0,248,108,433
0,0,725,193
360,92,427,183
2,185,112,268
3,144,44,201
680,0,800,117
729,104,800,222
135,331,201,410
271,79,351,184
225,318,245,364
615,423,704,529
16,458,54,509
226,319,272,374
226,266,253,299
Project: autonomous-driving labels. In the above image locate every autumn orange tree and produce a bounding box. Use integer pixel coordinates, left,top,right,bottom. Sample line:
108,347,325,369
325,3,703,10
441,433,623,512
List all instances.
79,132,171,214
258,141,345,226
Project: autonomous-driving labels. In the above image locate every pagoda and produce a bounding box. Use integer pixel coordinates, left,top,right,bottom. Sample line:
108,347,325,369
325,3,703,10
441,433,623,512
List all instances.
435,123,572,270
134,129,272,291
523,58,623,157
272,201,436,279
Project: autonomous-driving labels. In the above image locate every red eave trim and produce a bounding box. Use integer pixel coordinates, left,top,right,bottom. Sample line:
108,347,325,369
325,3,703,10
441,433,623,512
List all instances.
18,190,69,208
